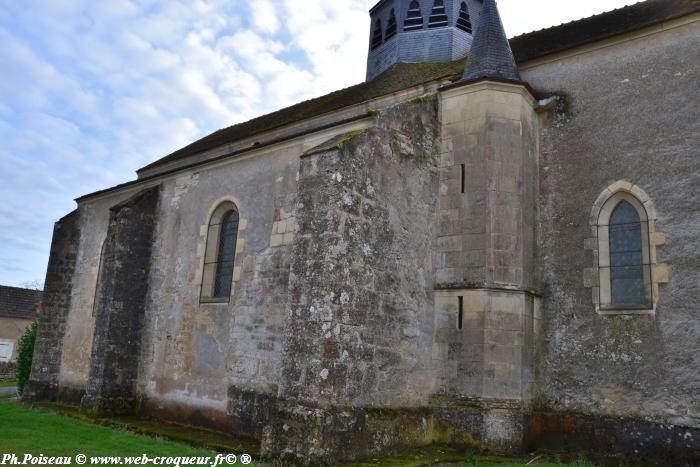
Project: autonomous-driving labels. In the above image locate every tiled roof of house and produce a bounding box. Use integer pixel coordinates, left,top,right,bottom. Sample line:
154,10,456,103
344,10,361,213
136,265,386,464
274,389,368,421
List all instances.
78,0,698,201
0,285,42,320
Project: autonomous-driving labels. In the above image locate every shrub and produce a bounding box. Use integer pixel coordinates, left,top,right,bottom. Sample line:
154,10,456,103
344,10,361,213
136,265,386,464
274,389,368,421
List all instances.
16,320,38,394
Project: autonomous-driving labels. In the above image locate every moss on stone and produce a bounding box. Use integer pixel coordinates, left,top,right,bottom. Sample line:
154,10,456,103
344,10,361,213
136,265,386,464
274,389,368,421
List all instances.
407,95,429,104
302,129,370,157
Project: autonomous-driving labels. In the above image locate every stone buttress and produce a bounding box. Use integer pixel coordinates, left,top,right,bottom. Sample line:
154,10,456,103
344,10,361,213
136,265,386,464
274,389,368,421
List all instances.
431,0,541,452
81,186,162,415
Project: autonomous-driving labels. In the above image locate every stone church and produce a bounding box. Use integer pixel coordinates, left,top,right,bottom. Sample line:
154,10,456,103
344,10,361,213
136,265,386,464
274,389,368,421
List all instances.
26,0,699,464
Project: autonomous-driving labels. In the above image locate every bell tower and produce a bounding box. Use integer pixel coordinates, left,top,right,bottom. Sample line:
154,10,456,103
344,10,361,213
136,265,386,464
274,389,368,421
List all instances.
366,0,485,81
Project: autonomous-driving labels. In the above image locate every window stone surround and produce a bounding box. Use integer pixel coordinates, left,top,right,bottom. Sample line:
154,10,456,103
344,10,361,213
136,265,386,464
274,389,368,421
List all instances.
584,181,668,315
196,196,247,305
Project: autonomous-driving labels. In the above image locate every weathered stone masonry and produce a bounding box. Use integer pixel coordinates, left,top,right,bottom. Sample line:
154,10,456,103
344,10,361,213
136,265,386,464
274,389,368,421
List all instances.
82,186,161,415
24,210,81,403
264,98,441,462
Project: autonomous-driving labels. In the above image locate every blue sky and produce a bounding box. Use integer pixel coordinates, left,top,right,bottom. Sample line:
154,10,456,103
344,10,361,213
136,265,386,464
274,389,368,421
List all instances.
0,0,640,287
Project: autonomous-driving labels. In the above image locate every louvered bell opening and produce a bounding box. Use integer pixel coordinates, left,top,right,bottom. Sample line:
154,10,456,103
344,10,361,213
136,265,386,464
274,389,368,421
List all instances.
428,1,448,28
456,3,472,33
404,3,424,31
386,14,398,40
370,21,383,50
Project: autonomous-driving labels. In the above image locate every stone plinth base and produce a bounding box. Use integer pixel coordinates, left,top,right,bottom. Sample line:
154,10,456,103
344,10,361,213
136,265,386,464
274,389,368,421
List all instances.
262,399,525,464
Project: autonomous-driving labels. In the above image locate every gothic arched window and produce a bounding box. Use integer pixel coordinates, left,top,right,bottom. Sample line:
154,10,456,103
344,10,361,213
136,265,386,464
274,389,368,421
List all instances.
404,0,424,31
386,9,397,40
370,19,383,50
201,202,240,302
456,2,473,33
597,194,652,309
428,0,449,28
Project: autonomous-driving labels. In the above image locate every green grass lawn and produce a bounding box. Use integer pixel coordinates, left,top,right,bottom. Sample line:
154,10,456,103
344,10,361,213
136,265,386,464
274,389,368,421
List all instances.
0,380,17,387
0,402,263,465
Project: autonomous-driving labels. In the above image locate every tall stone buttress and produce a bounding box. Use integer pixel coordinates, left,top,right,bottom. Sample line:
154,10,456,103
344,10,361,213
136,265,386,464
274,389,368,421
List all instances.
433,0,541,451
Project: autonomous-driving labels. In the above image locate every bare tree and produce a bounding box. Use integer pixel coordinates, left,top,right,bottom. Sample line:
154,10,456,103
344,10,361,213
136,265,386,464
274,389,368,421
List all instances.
20,280,44,291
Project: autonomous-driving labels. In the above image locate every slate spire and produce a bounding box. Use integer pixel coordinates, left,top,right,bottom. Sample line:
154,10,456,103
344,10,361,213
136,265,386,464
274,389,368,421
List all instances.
462,0,521,82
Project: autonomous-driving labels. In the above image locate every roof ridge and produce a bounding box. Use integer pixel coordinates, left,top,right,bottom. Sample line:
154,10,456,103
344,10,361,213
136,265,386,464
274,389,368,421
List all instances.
509,1,646,40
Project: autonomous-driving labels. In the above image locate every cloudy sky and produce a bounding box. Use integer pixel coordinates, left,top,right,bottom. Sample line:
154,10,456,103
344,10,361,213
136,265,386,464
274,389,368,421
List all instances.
0,0,641,287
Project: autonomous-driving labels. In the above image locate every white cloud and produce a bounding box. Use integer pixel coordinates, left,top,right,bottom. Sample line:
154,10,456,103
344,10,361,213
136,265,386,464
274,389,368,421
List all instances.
250,0,280,35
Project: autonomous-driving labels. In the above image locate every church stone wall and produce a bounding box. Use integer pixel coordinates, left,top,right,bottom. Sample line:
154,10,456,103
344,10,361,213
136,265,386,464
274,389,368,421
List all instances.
264,95,441,464
136,135,304,431
52,188,145,404
523,18,700,441
82,186,161,415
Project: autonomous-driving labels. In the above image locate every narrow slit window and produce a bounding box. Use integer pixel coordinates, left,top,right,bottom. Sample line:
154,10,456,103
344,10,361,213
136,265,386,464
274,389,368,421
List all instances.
386,9,397,40
458,296,464,330
370,19,383,50
201,203,240,302
456,2,473,33
404,0,424,31
428,0,449,28
461,164,466,193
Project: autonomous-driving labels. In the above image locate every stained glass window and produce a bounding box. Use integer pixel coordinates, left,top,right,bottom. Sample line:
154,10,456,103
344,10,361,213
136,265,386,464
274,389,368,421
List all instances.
213,210,239,298
609,201,647,306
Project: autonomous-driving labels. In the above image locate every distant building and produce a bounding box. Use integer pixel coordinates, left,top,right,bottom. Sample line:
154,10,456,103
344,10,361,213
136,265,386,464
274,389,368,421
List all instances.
0,286,41,362
26,0,700,464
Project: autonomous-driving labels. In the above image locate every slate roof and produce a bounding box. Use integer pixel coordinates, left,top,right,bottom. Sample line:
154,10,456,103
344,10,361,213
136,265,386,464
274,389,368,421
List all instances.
80,0,698,200
462,0,521,82
0,286,42,320
510,0,700,63
137,61,465,174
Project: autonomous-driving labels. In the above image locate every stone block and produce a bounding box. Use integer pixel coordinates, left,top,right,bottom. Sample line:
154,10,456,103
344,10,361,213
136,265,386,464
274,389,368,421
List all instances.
652,263,669,283
584,238,598,250
651,232,666,246
437,235,463,252
583,268,599,288
270,234,283,247
243,255,255,273
485,329,523,347
486,310,523,332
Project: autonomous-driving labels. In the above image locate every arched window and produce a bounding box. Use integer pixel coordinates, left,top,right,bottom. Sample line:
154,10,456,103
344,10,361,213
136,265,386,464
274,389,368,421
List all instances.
456,2,473,33
428,0,448,28
597,194,652,309
370,19,383,50
404,0,424,31
386,9,397,40
201,202,240,302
